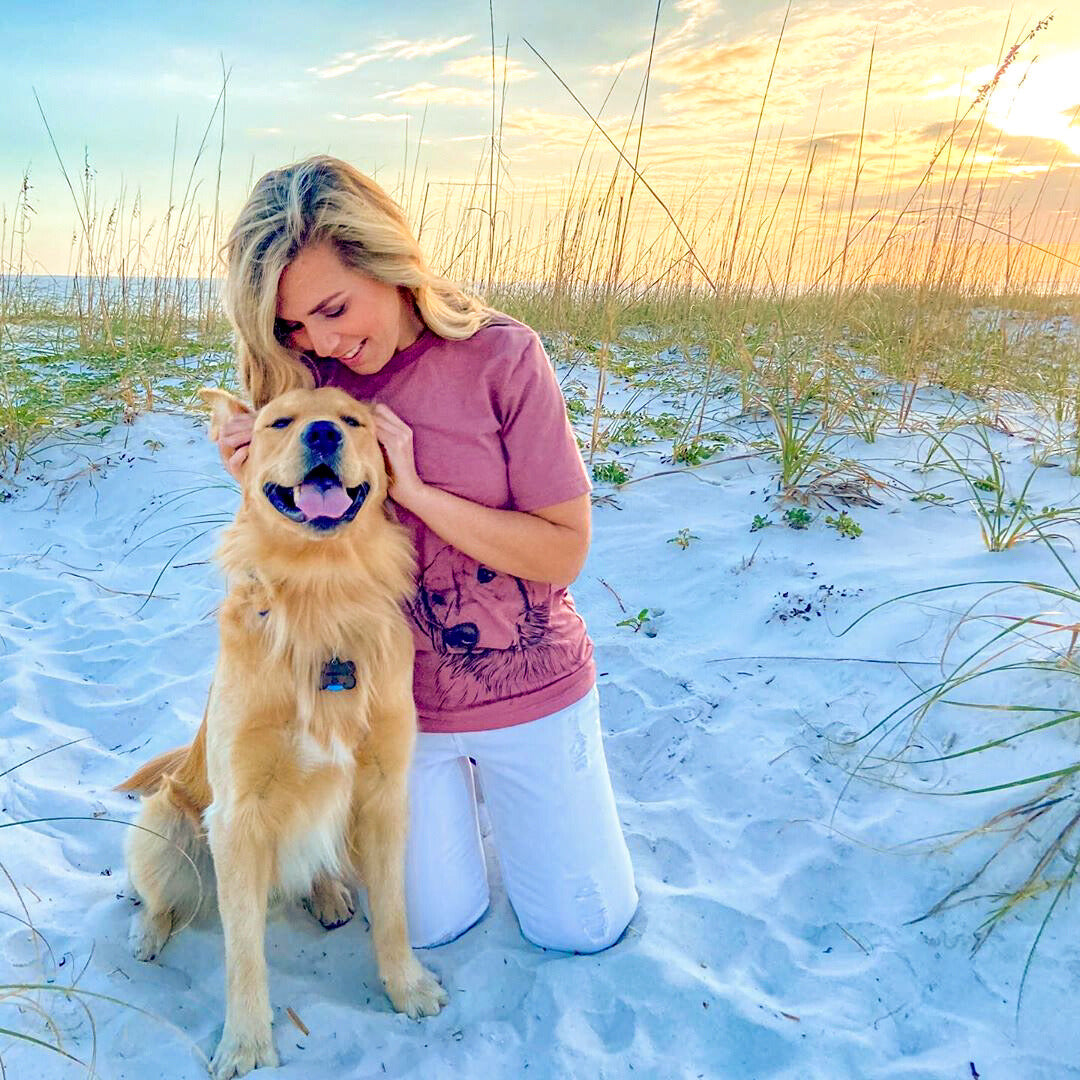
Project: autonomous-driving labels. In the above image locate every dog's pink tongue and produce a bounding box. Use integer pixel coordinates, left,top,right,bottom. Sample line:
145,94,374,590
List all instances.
295,483,351,520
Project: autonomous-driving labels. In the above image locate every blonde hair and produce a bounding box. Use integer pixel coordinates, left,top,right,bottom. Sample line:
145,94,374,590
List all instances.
223,155,492,407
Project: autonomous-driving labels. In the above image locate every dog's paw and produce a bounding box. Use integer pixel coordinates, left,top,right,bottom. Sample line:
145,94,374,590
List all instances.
384,957,449,1019
301,877,356,930
209,1027,278,1080
130,909,173,962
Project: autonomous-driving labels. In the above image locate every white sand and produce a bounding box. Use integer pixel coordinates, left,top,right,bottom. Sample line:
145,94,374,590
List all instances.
2,368,1079,1079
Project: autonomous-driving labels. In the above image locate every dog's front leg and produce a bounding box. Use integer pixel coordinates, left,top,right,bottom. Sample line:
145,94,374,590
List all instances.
207,807,279,1079
357,777,447,1018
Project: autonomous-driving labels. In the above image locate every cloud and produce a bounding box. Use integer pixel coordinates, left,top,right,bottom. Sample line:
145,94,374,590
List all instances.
981,130,1080,167
393,35,473,60
501,106,676,158
309,35,473,79
593,0,721,75
375,82,488,107
309,51,381,79
331,112,411,123
444,55,536,84
586,1,1018,137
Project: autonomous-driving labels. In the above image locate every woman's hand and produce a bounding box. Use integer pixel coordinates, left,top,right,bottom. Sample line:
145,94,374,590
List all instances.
217,412,255,482
372,403,426,510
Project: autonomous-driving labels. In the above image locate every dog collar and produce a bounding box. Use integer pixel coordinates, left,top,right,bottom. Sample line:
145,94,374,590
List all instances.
320,657,357,692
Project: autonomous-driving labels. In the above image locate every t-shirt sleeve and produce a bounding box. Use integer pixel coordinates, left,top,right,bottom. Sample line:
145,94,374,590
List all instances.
497,330,592,512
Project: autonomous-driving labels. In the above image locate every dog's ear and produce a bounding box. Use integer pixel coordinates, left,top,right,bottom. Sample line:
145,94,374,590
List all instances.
197,388,254,442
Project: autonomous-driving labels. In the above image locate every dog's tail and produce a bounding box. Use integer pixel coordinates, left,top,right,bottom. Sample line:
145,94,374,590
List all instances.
116,745,191,795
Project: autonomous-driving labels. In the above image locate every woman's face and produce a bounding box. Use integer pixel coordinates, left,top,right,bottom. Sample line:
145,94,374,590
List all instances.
275,242,423,376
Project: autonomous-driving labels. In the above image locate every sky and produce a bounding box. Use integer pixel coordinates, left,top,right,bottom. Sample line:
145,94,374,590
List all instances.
3,0,1079,278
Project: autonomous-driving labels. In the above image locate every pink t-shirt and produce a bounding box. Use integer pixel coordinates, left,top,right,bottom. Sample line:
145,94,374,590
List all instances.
310,315,596,733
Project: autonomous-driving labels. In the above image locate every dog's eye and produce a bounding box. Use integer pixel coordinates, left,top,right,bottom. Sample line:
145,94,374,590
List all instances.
341,415,361,428
270,417,293,429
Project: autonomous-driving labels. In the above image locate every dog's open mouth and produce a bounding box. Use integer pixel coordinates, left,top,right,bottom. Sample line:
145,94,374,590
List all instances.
263,464,369,530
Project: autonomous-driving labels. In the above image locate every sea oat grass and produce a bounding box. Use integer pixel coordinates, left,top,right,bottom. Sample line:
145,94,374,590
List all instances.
0,739,211,1075
838,547,1080,1010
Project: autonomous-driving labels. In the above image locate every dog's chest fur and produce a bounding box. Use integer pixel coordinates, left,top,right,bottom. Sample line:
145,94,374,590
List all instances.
275,730,354,896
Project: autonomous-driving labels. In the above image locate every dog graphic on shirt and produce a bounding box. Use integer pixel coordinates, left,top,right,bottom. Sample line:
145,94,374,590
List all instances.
408,545,569,707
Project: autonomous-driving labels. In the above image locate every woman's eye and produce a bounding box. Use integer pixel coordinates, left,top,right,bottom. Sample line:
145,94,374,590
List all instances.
326,305,346,318
270,417,293,429
341,416,361,428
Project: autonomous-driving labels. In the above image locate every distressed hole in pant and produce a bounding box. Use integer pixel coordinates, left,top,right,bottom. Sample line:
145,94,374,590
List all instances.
574,876,610,945
569,717,592,772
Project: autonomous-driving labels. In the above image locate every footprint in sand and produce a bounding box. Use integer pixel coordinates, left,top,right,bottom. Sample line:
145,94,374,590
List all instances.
584,996,636,1052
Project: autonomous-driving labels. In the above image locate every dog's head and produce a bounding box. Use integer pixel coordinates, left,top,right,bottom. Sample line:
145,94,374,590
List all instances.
202,386,387,538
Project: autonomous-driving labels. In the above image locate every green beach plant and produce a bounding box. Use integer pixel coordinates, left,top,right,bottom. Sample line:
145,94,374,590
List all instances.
783,507,812,529
592,461,630,485
667,528,699,549
838,533,1080,1013
922,425,1080,551
825,511,863,539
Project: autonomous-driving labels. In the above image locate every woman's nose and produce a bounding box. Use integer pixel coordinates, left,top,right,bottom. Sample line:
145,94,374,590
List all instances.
295,324,339,358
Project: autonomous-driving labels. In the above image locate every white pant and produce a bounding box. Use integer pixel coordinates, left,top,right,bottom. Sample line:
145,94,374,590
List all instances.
404,686,638,953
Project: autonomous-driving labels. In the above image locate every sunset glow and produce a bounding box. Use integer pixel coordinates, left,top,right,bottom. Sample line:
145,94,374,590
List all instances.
2,1,1078,284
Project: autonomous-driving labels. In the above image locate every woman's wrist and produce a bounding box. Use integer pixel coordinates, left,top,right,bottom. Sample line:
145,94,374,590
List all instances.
391,477,434,518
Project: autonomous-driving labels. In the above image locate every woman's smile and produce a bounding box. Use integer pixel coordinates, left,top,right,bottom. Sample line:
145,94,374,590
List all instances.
339,339,366,363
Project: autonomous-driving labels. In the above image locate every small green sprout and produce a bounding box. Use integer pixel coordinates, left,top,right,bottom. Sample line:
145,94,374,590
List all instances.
611,421,644,446
617,608,650,631
783,507,812,530
668,528,699,549
617,608,661,636
565,396,588,420
750,514,772,532
592,461,630,485
672,441,716,466
649,413,682,439
824,512,863,539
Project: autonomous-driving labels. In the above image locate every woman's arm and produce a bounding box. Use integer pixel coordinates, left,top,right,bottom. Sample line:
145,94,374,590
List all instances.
374,403,591,588
404,487,590,588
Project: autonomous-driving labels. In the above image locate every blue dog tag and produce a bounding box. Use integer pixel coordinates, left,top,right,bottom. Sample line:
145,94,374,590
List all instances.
320,657,357,692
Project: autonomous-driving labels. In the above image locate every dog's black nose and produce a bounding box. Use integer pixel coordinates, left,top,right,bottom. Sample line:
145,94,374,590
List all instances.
303,420,342,459
443,623,479,651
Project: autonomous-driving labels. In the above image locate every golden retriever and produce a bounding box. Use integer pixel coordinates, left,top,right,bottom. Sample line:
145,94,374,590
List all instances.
118,386,446,1079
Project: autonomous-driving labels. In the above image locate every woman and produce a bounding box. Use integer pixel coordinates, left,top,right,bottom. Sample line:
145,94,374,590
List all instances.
217,155,637,953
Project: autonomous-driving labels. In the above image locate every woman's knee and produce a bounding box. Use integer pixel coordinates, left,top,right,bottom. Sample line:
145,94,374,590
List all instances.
517,875,638,954
409,892,489,949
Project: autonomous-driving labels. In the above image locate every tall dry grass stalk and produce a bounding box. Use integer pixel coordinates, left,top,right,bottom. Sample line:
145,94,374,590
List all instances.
22,76,233,356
